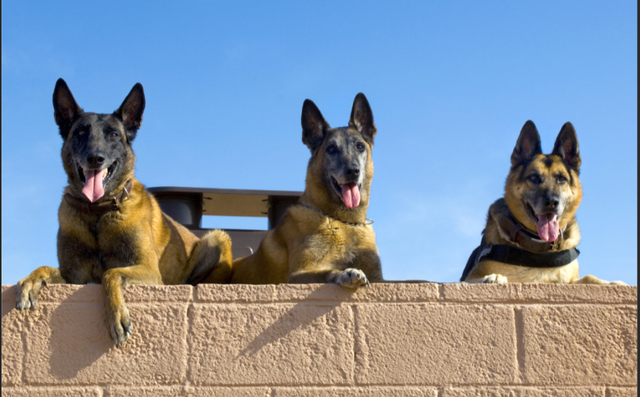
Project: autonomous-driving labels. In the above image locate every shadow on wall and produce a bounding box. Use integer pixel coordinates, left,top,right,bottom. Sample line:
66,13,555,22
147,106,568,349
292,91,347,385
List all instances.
39,288,109,379
236,285,357,358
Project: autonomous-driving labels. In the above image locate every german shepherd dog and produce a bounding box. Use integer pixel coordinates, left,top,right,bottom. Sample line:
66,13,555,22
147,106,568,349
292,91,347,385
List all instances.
219,93,383,286
461,120,625,284
15,79,232,347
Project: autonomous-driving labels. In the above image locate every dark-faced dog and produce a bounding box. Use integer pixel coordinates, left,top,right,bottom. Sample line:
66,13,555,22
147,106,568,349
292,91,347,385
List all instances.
16,79,232,346
461,120,625,284
219,93,383,286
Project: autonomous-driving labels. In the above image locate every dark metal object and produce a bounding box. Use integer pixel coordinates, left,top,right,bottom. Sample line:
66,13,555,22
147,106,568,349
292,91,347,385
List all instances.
148,186,303,259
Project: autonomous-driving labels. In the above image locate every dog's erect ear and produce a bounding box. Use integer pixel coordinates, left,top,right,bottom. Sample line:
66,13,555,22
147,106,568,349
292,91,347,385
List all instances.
511,120,542,167
552,122,581,171
53,78,83,139
114,83,145,143
301,99,330,152
349,93,376,146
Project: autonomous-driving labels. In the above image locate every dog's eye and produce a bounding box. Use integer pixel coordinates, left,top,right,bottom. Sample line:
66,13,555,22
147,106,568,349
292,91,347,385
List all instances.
356,142,365,152
326,145,337,154
528,175,541,184
110,131,119,138
556,175,568,185
77,130,86,136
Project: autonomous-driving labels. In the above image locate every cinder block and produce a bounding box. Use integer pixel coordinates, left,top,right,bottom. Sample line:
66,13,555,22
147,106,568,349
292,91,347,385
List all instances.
33,284,193,304
195,284,275,303
606,387,638,397
273,387,437,396
188,303,354,385
274,283,439,303
354,303,517,385
24,302,189,385
34,284,103,304
105,386,270,396
1,387,102,396
123,285,193,303
442,283,638,304
2,286,25,386
442,387,604,396
522,305,637,385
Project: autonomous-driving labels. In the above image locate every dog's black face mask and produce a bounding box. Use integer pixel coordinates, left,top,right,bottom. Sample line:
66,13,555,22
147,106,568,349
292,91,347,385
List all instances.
506,120,582,242
53,79,145,202
63,114,131,202
301,93,377,209
320,128,369,208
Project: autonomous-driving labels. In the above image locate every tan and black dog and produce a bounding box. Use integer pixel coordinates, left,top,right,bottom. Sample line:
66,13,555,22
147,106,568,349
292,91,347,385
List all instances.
461,120,624,284
216,93,383,287
15,78,232,347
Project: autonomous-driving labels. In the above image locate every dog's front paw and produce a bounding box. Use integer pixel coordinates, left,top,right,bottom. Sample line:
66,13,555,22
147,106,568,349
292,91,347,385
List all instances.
335,268,370,288
480,273,508,284
107,303,133,348
15,276,45,310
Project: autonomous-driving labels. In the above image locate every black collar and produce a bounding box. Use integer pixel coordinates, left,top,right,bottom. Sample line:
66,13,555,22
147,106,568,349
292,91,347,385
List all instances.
297,203,373,227
63,179,132,215
496,213,564,253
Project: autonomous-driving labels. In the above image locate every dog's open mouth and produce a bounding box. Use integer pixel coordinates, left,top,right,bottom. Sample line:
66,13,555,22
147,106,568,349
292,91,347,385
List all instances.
331,177,361,209
77,161,118,203
525,202,559,242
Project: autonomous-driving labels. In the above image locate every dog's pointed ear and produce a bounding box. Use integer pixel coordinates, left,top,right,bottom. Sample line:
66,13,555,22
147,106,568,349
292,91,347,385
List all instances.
552,122,581,171
301,99,330,152
349,93,376,146
114,83,145,143
53,78,83,139
511,120,542,167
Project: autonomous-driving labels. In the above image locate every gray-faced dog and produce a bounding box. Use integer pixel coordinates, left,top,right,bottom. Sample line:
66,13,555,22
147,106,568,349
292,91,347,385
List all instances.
204,93,383,286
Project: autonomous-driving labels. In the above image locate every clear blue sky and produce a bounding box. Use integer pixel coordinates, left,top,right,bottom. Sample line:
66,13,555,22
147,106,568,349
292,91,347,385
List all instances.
2,1,637,285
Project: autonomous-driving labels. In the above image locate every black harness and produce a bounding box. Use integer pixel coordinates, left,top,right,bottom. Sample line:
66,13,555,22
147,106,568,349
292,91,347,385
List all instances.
460,242,580,282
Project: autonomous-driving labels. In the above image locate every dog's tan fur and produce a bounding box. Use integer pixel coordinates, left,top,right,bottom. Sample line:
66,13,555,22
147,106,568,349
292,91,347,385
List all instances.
464,121,624,285
221,94,383,287
16,79,232,347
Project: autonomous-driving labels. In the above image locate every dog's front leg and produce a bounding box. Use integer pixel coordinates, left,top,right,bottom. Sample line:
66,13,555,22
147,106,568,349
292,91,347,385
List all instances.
102,265,162,347
16,266,67,310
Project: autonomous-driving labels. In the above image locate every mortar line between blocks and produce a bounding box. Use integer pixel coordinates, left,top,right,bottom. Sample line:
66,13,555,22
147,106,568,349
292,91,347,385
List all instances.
514,306,526,385
20,308,31,386
184,299,197,387
350,303,358,386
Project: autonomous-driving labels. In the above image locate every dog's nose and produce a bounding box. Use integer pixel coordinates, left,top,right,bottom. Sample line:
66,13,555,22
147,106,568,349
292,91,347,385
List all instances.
87,153,106,167
544,197,559,209
346,167,360,177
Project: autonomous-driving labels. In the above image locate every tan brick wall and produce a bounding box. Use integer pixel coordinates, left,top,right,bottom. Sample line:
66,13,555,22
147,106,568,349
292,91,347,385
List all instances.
1,283,637,396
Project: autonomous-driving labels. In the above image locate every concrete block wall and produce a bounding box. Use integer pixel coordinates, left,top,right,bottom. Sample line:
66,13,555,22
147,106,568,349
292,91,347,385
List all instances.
1,283,637,396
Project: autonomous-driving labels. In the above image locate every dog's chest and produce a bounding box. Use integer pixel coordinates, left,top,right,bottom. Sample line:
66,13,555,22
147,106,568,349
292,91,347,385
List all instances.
307,220,370,256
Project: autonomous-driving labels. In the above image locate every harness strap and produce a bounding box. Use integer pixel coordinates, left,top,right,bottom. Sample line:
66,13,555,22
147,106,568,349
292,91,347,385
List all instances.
460,243,580,281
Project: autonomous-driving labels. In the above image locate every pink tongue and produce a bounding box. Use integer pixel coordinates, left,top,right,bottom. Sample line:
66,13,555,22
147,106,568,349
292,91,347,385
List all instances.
82,169,107,203
340,183,360,208
537,213,559,242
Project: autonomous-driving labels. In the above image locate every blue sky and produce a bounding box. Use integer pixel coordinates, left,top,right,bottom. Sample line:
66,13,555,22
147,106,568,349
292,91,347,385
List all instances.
2,1,637,285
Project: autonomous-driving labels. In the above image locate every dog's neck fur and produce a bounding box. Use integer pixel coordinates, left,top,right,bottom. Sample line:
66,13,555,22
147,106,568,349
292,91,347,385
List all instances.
300,157,372,225
484,198,581,251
